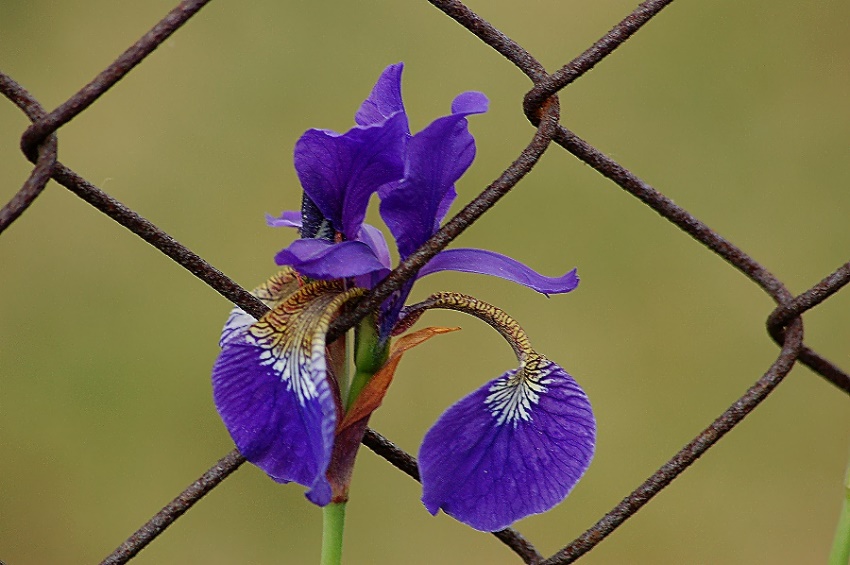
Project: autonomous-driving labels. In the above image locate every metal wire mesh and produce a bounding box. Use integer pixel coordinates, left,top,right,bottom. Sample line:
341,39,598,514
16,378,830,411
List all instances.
1,1,848,563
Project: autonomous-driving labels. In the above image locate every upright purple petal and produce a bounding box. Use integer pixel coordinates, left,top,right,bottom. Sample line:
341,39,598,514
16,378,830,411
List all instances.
355,63,408,131
380,92,488,258
419,356,595,532
417,248,580,295
294,112,407,241
275,238,389,280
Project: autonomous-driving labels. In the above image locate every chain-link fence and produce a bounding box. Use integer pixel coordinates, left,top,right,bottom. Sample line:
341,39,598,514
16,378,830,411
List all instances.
2,1,849,563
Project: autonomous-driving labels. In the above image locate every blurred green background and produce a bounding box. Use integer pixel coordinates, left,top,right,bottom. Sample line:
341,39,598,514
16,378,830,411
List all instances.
2,1,849,563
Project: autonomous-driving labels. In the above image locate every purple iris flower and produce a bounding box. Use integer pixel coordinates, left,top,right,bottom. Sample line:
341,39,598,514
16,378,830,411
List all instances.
272,63,579,334
212,63,595,532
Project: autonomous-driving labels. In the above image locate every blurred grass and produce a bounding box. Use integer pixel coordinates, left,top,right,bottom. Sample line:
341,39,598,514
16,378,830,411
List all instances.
1,1,849,563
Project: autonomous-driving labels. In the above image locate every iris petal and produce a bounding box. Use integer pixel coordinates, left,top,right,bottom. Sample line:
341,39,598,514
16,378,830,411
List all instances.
418,355,595,531
357,224,392,271
354,63,408,131
417,248,579,295
294,113,407,241
379,93,488,258
212,280,365,505
219,268,302,346
275,238,390,281
265,210,302,229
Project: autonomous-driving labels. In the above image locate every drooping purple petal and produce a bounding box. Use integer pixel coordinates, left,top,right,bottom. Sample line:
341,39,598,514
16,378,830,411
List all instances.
266,210,303,229
380,92,488,259
212,333,336,504
419,357,595,532
275,238,389,280
294,112,407,241
355,63,408,131
417,249,579,295
212,280,364,506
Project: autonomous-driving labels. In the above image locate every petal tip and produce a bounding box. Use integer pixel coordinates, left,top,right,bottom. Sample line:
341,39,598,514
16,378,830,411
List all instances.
451,91,489,115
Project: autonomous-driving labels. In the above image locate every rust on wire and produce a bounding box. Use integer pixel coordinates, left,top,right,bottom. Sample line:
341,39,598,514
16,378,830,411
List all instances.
0,74,57,234
523,0,677,120
1,0,849,563
426,0,546,81
768,261,850,331
553,124,850,395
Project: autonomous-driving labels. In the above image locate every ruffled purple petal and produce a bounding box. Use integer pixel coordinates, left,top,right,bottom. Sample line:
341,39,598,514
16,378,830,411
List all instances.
417,248,579,295
379,92,488,258
275,239,388,280
266,210,302,229
419,357,595,531
211,324,336,505
355,63,409,132
294,112,407,241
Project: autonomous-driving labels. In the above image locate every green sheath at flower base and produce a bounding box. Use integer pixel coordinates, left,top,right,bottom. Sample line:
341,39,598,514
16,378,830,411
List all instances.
347,311,389,410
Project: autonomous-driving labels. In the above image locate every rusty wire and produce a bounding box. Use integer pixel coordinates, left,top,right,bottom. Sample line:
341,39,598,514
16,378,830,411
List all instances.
1,0,849,563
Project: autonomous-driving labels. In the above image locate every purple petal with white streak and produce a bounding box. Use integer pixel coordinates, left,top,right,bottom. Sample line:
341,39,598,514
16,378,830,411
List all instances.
211,326,336,505
417,248,579,295
419,357,595,531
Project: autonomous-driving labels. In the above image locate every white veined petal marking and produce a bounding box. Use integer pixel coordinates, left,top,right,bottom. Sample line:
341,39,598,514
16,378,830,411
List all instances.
245,280,365,407
485,355,555,427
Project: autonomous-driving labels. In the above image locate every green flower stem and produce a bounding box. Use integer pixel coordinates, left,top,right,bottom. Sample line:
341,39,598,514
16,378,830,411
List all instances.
321,502,346,565
829,450,850,565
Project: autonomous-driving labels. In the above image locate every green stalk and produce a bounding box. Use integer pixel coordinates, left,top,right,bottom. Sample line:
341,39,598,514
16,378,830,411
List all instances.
320,502,347,565
829,450,850,565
